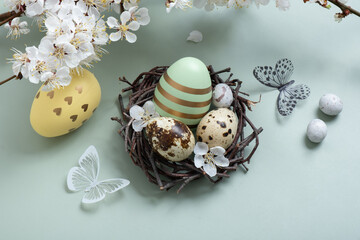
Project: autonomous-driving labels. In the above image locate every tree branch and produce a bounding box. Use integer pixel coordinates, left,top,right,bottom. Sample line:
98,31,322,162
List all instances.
328,0,360,18
0,11,23,27
0,75,17,86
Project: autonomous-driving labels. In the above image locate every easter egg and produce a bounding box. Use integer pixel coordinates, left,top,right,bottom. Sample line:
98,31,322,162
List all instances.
319,93,343,116
153,57,212,128
212,83,234,108
146,117,195,161
307,119,327,143
30,69,101,137
196,108,238,149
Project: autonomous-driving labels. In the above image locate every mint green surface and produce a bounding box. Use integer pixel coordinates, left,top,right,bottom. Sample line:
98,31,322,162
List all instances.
1,2,360,240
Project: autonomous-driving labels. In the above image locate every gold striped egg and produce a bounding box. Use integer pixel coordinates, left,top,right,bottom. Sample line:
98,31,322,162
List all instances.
30,70,101,137
153,57,212,128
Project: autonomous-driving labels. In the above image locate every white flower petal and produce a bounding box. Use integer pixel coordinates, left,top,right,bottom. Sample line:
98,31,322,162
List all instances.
194,154,205,168
109,31,122,42
26,2,44,17
214,155,229,167
210,146,226,156
125,31,137,43
40,72,53,83
128,21,140,31
120,11,131,24
12,17,20,25
187,30,203,43
107,16,120,28
143,101,156,115
203,163,217,177
132,119,147,132
129,105,145,120
194,142,208,155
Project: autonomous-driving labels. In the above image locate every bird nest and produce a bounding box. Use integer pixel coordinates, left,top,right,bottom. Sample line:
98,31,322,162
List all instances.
112,65,263,193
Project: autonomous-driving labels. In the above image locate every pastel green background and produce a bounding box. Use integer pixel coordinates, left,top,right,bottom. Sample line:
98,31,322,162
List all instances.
1,1,360,240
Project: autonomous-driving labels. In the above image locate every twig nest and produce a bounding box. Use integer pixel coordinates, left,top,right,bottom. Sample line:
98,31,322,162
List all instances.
196,108,238,149
146,117,195,161
307,119,327,143
113,65,262,193
212,83,234,108
319,93,343,116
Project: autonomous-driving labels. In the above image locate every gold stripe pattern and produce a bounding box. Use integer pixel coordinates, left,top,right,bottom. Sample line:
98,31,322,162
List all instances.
154,96,207,119
157,83,211,108
163,72,212,95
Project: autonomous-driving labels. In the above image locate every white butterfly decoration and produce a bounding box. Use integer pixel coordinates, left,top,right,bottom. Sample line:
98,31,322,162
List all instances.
67,145,130,204
253,58,310,116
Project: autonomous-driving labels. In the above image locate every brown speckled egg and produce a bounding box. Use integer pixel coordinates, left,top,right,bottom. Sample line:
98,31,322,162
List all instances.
146,117,195,161
196,108,238,149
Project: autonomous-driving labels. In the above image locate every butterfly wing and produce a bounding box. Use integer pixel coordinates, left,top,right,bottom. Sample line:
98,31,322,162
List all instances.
67,145,100,192
253,58,294,88
277,84,311,116
275,58,294,86
82,179,130,204
253,65,281,88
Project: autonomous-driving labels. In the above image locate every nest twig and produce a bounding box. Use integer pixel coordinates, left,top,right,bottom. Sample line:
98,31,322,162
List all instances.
112,65,263,193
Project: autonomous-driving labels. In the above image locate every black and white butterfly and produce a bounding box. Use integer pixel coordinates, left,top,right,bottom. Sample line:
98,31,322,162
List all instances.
253,58,310,116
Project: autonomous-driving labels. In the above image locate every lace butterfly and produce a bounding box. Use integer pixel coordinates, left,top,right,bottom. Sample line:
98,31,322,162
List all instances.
253,58,310,116
67,145,130,204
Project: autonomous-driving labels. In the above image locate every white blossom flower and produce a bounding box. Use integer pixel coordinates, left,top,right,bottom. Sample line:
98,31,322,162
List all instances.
44,14,75,38
129,101,159,132
128,6,150,26
107,12,140,43
92,18,109,45
39,35,79,68
4,0,26,12
123,0,139,10
4,17,30,39
166,0,192,13
194,142,229,177
41,66,71,91
25,0,45,17
26,46,57,83
9,48,29,78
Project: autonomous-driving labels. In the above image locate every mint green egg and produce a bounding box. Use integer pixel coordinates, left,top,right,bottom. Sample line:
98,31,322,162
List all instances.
153,57,212,127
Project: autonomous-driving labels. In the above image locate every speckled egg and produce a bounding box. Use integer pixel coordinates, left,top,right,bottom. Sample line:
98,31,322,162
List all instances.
319,93,343,116
196,108,238,149
307,119,327,143
30,70,101,137
212,83,234,108
153,57,212,128
146,117,195,161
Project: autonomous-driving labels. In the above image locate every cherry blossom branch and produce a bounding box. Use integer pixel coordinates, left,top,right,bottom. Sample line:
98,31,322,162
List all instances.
0,11,23,27
0,75,17,86
304,0,360,20
328,0,360,18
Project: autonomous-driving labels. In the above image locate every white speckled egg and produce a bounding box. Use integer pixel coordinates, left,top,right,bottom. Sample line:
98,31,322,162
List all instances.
146,117,195,161
319,93,343,116
212,83,234,108
196,108,238,149
307,119,327,143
